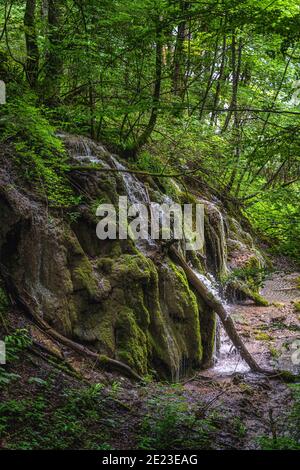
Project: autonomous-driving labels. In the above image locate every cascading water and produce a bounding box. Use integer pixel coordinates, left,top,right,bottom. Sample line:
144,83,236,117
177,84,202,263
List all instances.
66,135,249,378
110,156,149,204
59,133,111,166
213,321,249,374
193,269,249,374
108,157,248,377
199,198,229,277
110,156,183,381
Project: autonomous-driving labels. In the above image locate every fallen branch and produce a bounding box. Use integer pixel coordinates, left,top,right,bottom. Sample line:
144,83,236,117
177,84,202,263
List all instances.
170,248,299,382
169,246,265,374
67,164,206,179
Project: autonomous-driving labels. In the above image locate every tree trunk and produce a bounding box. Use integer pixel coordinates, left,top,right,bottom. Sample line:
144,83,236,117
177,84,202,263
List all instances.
24,0,39,88
131,16,163,155
169,246,264,373
223,34,242,132
42,0,63,104
211,33,227,126
172,1,189,98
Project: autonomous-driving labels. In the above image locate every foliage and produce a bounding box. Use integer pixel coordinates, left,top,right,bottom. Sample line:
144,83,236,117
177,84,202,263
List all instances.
0,329,31,386
137,384,217,449
0,0,299,253
258,383,300,450
0,93,80,207
0,380,113,449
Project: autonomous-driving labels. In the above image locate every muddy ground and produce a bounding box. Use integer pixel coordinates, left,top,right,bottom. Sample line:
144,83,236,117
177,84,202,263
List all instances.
1,269,299,450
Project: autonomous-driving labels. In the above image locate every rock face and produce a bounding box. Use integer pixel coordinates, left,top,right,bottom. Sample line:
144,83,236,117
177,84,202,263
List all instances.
0,135,263,380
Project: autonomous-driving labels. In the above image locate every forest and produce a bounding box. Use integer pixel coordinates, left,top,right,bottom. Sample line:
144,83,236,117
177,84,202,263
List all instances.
0,0,299,454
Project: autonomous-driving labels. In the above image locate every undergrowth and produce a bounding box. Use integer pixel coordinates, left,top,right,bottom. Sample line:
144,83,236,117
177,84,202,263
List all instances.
0,91,81,208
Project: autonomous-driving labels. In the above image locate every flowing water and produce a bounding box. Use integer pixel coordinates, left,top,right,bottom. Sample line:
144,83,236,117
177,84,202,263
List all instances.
109,155,249,377
193,268,250,375
67,137,249,379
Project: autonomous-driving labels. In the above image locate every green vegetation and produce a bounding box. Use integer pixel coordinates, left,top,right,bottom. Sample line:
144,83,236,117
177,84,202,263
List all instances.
258,383,300,450
293,301,300,313
0,0,299,257
0,0,299,453
0,329,32,385
137,385,217,450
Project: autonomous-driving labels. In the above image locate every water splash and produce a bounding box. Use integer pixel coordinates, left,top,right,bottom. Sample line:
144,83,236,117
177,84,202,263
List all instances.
193,269,223,304
110,156,148,204
192,269,250,375
213,320,250,374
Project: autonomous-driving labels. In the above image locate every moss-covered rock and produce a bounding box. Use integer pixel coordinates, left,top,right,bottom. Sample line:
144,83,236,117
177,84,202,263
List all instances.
0,136,267,382
115,307,148,375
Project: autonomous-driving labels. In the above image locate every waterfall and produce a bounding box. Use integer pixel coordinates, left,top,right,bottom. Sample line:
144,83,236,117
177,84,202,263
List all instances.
193,268,249,374
58,133,109,165
110,156,148,204
193,270,223,304
64,135,249,377
199,198,228,277
213,322,249,374
110,156,183,381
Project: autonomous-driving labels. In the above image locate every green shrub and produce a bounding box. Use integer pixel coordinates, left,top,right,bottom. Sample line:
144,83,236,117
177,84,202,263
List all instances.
0,94,81,207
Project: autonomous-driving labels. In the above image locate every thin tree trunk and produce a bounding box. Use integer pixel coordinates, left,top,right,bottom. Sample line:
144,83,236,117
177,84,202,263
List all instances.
24,0,39,88
132,17,163,155
199,34,220,121
172,1,189,98
211,33,227,126
42,0,63,104
223,34,242,132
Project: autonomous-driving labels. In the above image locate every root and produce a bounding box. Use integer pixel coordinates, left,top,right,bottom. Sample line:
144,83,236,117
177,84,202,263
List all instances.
32,315,143,382
3,281,144,382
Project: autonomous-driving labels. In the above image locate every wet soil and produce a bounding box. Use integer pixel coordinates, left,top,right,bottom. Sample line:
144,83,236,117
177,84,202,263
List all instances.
1,271,299,450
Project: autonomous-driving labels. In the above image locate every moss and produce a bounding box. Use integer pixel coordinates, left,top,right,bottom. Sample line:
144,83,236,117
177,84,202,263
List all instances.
272,302,285,308
98,354,110,365
178,191,198,205
269,345,280,358
293,301,300,313
72,258,100,300
254,331,273,341
115,308,148,376
97,257,114,274
278,371,299,383
154,261,203,377
111,253,154,282
244,255,260,271
250,292,269,306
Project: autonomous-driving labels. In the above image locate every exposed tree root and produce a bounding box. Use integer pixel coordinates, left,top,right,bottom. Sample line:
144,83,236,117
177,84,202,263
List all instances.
1,275,144,382
28,341,87,382
30,313,144,382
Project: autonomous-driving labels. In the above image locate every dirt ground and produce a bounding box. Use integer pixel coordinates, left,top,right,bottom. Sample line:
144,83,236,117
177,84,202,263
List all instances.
1,268,299,450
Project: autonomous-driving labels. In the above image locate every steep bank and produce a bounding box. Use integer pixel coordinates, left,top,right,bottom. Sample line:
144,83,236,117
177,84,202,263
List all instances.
0,134,267,380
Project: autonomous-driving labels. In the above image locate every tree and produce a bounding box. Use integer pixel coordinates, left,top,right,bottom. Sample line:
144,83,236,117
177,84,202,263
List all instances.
24,0,39,88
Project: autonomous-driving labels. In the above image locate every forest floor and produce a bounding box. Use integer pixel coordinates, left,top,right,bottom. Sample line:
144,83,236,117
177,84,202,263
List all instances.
1,265,299,450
